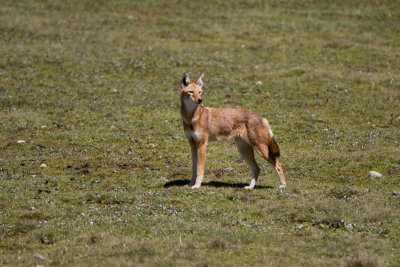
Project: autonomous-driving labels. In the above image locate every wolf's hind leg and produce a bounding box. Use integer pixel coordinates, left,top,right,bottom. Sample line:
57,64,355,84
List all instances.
235,139,260,189
254,143,286,188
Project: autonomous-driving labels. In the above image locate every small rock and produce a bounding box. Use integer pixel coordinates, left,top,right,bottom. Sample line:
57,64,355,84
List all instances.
127,15,134,20
393,190,400,196
31,175,37,178
241,44,246,48
17,140,26,144
346,223,355,231
368,171,382,178
33,253,46,261
256,81,263,85
22,205,35,210
40,125,47,129
40,164,47,168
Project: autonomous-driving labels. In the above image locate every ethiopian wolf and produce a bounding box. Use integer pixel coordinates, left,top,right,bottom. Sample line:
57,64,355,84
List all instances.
180,73,286,189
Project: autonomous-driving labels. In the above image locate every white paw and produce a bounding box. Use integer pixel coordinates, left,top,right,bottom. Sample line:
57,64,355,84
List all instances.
191,185,201,189
244,186,254,190
279,184,286,188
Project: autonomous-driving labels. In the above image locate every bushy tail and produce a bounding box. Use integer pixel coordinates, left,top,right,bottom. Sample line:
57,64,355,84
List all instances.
268,138,280,159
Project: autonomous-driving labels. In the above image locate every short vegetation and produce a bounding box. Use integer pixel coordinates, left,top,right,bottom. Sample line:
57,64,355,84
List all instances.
0,0,399,266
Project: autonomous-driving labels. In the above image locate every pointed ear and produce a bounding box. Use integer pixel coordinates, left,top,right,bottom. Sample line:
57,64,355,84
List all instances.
181,73,190,87
196,74,204,88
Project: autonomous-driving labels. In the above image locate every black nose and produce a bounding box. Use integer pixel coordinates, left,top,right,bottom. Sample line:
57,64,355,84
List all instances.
198,99,202,103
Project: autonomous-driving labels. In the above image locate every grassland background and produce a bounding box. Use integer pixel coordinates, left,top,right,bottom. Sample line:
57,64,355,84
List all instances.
1,0,399,266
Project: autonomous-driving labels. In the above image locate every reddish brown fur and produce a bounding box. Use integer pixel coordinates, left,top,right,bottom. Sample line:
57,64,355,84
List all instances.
180,74,286,189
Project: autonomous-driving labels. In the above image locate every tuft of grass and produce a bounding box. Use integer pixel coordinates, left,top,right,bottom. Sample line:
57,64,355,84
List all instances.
208,238,229,249
346,256,378,267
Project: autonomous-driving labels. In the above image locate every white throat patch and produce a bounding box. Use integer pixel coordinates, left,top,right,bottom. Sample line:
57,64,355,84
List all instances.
183,98,199,114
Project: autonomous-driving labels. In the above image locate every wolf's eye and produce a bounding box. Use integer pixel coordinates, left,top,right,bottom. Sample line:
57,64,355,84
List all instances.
199,91,202,94
188,91,193,94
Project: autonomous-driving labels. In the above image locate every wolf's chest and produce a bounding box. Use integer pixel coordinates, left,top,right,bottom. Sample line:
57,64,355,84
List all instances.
184,129,201,142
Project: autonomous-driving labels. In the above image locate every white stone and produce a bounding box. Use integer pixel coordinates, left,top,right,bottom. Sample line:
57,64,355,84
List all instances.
17,140,25,143
40,164,47,168
33,253,46,261
368,171,382,178
256,81,263,85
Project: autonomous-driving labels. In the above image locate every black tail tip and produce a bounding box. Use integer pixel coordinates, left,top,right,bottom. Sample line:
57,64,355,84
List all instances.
272,151,280,158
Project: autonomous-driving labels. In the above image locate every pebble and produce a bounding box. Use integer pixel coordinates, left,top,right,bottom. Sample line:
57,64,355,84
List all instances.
393,190,400,196
256,81,263,85
41,125,47,129
40,164,47,168
33,253,46,261
17,140,26,143
368,171,382,178
346,223,355,231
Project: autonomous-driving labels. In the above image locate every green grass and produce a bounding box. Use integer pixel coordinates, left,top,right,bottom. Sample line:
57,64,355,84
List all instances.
1,0,400,266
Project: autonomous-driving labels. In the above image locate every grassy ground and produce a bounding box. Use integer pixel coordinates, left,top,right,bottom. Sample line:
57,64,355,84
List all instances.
1,0,400,266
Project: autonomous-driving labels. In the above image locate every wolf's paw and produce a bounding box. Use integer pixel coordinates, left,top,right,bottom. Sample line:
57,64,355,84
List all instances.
191,185,201,189
279,184,286,188
244,185,254,190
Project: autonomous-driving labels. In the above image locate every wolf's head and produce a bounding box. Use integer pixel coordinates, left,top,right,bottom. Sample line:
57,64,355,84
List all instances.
181,73,204,105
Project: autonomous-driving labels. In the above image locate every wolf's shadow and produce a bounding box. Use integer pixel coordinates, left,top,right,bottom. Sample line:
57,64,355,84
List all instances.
163,179,273,189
